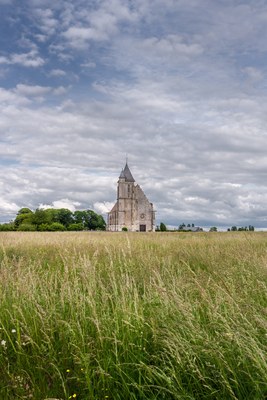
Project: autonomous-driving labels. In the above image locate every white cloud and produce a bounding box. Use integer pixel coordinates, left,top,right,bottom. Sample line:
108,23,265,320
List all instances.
15,84,52,96
63,26,107,48
33,8,58,35
39,199,81,211
81,61,96,68
49,69,66,77
93,201,115,215
0,50,45,68
53,86,68,95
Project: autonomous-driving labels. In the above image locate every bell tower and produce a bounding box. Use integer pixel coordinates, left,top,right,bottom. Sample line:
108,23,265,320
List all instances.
107,162,155,232
117,162,136,230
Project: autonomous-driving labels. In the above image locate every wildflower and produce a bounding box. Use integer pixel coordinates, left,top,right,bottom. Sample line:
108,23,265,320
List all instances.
1,339,6,348
11,329,16,333
66,369,70,373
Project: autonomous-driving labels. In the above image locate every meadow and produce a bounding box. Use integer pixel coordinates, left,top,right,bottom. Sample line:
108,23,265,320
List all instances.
0,231,266,400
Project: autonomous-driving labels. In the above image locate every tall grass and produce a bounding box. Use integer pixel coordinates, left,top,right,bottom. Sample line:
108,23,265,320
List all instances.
0,232,266,399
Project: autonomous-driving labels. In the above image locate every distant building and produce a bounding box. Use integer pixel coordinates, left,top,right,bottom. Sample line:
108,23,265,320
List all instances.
181,226,203,232
107,163,155,232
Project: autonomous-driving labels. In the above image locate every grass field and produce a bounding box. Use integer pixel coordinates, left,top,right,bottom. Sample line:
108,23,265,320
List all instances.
0,231,266,399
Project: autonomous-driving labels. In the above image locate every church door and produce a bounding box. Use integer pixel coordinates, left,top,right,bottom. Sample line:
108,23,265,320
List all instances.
139,224,146,232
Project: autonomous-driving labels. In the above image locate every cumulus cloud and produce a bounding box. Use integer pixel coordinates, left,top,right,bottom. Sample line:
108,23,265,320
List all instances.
15,84,51,96
39,199,81,211
48,68,66,77
93,201,115,215
0,50,45,67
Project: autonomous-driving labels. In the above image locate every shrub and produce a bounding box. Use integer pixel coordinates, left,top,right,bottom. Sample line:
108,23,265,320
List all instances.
17,223,36,231
47,222,66,231
68,223,84,231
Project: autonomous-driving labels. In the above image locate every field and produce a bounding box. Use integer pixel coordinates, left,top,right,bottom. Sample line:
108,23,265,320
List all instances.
0,231,266,400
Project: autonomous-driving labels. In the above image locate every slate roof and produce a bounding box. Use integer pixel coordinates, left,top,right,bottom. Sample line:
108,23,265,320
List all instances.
120,163,135,182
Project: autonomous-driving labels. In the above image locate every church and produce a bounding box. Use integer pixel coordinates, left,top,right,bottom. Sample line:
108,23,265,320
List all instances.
107,162,155,232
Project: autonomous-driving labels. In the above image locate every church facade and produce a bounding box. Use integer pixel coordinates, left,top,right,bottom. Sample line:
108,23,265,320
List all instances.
107,163,155,232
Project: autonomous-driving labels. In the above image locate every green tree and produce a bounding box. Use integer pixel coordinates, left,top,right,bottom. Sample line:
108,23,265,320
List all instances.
209,227,217,232
68,223,84,231
14,208,33,228
17,223,36,231
160,222,167,231
0,222,15,231
54,209,73,227
83,210,106,230
73,210,86,225
47,222,66,231
32,209,52,229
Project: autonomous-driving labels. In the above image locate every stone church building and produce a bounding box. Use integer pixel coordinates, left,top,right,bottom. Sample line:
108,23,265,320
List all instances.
107,163,155,232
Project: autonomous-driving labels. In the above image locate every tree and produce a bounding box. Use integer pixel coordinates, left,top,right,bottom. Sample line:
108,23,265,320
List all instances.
73,210,86,225
14,208,33,228
0,222,15,231
231,226,237,231
83,210,106,230
32,209,52,229
68,223,84,231
10,207,106,232
178,223,186,230
17,223,36,231
160,222,167,231
48,222,66,231
54,208,73,227
209,226,217,232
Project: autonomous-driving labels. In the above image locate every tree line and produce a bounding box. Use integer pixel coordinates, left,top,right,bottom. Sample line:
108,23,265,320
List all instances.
0,208,106,231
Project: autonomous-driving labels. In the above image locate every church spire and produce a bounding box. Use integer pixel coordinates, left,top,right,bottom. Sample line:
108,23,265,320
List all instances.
123,162,135,182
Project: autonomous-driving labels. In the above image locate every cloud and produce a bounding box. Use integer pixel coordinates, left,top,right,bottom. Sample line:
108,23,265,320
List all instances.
62,27,107,48
33,7,58,35
15,84,51,96
12,84,68,99
0,50,45,67
93,201,115,215
48,69,66,77
243,67,264,82
39,199,81,211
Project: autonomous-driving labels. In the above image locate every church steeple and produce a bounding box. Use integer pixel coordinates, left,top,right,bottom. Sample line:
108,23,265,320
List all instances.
119,169,126,180
122,162,135,182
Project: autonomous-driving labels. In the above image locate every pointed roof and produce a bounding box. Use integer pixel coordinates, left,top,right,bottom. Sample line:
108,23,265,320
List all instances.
123,162,135,182
119,169,126,179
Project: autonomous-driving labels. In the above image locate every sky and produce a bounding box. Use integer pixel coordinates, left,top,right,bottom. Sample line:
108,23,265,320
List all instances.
1,0,267,229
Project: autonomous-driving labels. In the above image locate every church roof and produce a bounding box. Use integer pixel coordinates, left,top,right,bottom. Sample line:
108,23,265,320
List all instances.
119,169,126,179
122,162,135,182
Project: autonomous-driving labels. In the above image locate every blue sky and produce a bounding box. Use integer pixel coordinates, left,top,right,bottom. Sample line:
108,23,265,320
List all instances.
1,0,267,228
